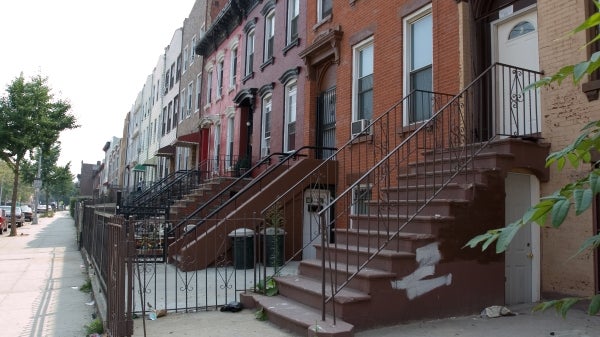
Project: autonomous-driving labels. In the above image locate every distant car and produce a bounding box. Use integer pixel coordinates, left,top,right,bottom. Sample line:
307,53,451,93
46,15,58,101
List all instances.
0,209,7,233
0,205,23,227
37,204,48,213
20,205,33,222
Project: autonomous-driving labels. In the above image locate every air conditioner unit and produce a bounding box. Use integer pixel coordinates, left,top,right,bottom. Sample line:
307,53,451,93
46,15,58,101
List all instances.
351,119,371,136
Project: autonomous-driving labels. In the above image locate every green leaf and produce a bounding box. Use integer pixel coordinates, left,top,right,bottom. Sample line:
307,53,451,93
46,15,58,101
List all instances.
558,298,580,318
533,300,559,313
573,61,591,82
574,234,600,256
496,223,521,253
589,294,600,315
551,198,571,227
463,233,494,249
573,189,593,215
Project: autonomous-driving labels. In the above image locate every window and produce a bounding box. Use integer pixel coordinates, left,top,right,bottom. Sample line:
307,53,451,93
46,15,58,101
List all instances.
230,47,238,87
176,55,182,82
508,21,535,40
196,74,202,110
245,29,255,76
217,60,224,98
167,101,173,132
183,46,189,72
284,81,297,152
164,71,170,94
213,124,221,172
180,88,186,119
170,63,175,89
318,0,332,21
261,95,272,157
287,0,300,44
187,82,193,117
226,116,235,168
264,10,275,62
206,69,213,104
404,6,432,124
161,107,167,135
352,185,372,215
173,95,179,128
190,36,197,65
353,38,374,122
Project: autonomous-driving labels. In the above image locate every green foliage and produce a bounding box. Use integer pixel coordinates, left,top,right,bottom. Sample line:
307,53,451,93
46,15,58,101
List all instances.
255,277,278,296
0,74,77,235
255,307,267,321
79,278,92,294
532,294,600,318
84,318,103,335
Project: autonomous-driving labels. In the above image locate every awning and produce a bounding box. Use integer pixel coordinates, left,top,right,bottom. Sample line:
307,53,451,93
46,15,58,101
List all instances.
174,132,202,147
156,145,176,157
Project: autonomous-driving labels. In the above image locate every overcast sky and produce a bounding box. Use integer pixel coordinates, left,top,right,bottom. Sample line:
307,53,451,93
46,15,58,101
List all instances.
0,0,196,176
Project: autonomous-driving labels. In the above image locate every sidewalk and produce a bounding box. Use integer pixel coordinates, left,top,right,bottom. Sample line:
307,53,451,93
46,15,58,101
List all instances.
0,211,95,337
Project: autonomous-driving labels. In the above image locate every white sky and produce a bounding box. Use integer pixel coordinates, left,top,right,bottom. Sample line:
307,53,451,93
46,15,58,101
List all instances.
0,0,196,176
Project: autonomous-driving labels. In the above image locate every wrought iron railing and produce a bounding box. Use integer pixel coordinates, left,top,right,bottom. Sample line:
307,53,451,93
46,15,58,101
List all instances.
261,62,542,322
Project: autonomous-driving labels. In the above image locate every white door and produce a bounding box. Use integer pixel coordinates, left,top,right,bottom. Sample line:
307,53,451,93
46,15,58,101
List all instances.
494,7,541,137
303,189,331,260
505,172,540,304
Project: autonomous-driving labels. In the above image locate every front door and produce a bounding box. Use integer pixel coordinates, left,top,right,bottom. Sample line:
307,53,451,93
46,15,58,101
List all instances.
494,6,541,137
505,172,540,304
317,86,336,159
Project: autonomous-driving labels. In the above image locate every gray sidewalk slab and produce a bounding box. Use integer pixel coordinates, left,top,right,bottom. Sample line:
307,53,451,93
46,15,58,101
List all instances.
0,211,95,337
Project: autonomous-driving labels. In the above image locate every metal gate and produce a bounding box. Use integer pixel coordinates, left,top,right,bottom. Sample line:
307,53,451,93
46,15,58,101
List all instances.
317,86,336,159
106,216,134,337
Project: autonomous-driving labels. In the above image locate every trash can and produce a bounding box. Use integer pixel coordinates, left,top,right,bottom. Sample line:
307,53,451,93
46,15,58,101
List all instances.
228,228,255,269
260,227,286,267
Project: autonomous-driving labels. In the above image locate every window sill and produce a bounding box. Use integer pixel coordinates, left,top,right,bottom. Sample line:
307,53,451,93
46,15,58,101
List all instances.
260,57,275,72
350,133,373,145
242,72,254,84
283,38,300,56
313,14,332,31
582,79,600,101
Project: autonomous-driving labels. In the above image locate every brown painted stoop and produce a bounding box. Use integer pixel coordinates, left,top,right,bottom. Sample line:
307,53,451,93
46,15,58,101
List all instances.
171,158,334,272
242,138,550,337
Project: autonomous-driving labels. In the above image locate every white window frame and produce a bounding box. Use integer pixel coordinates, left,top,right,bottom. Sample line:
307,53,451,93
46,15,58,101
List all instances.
212,123,221,172
352,37,374,123
196,73,202,111
352,184,372,216
261,94,272,158
287,0,300,45
226,116,235,168
284,81,297,152
264,10,275,62
245,29,255,76
230,46,238,88
318,0,332,22
403,4,433,125
217,59,224,98
183,46,189,73
187,82,193,117
190,36,197,66
206,68,213,104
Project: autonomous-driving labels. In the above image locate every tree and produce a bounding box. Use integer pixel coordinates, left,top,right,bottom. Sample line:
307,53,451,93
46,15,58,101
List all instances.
465,6,600,317
0,74,77,235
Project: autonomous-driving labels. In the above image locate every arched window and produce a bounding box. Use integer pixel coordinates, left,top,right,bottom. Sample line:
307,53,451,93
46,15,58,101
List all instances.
508,21,535,40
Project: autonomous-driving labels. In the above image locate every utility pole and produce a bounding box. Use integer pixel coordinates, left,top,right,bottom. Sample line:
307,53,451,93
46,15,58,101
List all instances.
32,149,42,225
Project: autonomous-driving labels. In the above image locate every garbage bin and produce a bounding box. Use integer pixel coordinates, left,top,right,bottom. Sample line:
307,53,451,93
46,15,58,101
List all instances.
260,227,286,267
228,228,255,269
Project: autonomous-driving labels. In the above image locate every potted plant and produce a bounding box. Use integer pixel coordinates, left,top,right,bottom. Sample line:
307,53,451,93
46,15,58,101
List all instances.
261,203,286,268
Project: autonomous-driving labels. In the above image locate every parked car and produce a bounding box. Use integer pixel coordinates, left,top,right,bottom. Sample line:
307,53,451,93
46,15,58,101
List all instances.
0,205,24,227
37,204,47,213
20,205,33,222
0,209,7,233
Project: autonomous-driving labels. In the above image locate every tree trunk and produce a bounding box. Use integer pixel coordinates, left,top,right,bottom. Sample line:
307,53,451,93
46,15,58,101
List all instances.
9,158,21,236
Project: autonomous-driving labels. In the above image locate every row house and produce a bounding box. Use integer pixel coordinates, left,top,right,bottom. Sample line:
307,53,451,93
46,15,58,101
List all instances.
98,0,599,335
174,0,210,173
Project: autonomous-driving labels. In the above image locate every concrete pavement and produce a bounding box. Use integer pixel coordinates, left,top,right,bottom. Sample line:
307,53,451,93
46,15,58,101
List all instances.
0,211,95,337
